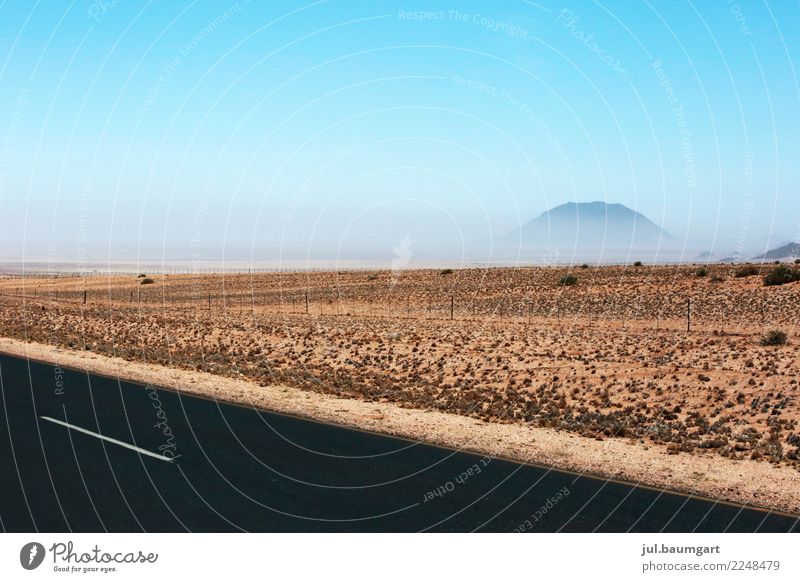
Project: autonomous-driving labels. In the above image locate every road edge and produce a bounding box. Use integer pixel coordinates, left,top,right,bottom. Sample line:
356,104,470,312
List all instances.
1,335,798,518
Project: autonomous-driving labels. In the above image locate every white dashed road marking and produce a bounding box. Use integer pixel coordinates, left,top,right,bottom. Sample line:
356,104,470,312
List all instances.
40,416,175,463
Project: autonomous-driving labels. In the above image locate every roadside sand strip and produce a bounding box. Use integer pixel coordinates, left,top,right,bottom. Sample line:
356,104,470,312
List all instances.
1,336,798,516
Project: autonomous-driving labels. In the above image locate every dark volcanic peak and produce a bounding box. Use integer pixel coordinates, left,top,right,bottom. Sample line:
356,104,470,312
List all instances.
752,242,800,261
508,201,674,250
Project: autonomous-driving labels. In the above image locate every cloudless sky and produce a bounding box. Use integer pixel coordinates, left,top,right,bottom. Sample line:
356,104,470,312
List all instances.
0,0,798,263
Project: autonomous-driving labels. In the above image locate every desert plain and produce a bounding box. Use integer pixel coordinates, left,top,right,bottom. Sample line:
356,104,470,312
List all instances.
1,263,799,513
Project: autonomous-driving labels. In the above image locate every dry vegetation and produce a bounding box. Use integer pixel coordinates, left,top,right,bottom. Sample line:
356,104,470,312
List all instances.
1,263,799,471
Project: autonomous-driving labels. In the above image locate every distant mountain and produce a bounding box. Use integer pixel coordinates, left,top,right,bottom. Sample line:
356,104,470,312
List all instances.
507,202,675,251
752,242,800,262
715,251,745,263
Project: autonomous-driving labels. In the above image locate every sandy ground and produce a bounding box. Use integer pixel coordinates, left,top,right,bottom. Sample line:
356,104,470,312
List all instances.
1,335,798,515
0,264,799,514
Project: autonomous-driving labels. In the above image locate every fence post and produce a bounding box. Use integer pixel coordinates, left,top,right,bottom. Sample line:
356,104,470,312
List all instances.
687,298,691,333
450,295,454,320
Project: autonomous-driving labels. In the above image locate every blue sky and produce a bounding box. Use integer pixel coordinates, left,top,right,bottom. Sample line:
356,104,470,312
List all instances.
0,0,798,262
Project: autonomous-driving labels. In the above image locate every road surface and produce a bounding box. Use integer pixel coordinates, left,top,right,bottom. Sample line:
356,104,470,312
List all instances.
0,352,796,532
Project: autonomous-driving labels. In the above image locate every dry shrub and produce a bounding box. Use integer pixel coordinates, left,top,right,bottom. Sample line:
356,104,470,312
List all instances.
760,330,788,346
763,265,800,287
734,265,759,278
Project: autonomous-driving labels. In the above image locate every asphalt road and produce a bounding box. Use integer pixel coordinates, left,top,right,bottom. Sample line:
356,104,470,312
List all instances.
0,352,796,532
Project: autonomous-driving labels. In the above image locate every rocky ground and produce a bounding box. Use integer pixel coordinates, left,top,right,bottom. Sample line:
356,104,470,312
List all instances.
1,263,798,472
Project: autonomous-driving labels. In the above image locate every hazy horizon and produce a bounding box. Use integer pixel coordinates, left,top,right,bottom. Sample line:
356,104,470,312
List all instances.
1,1,798,267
